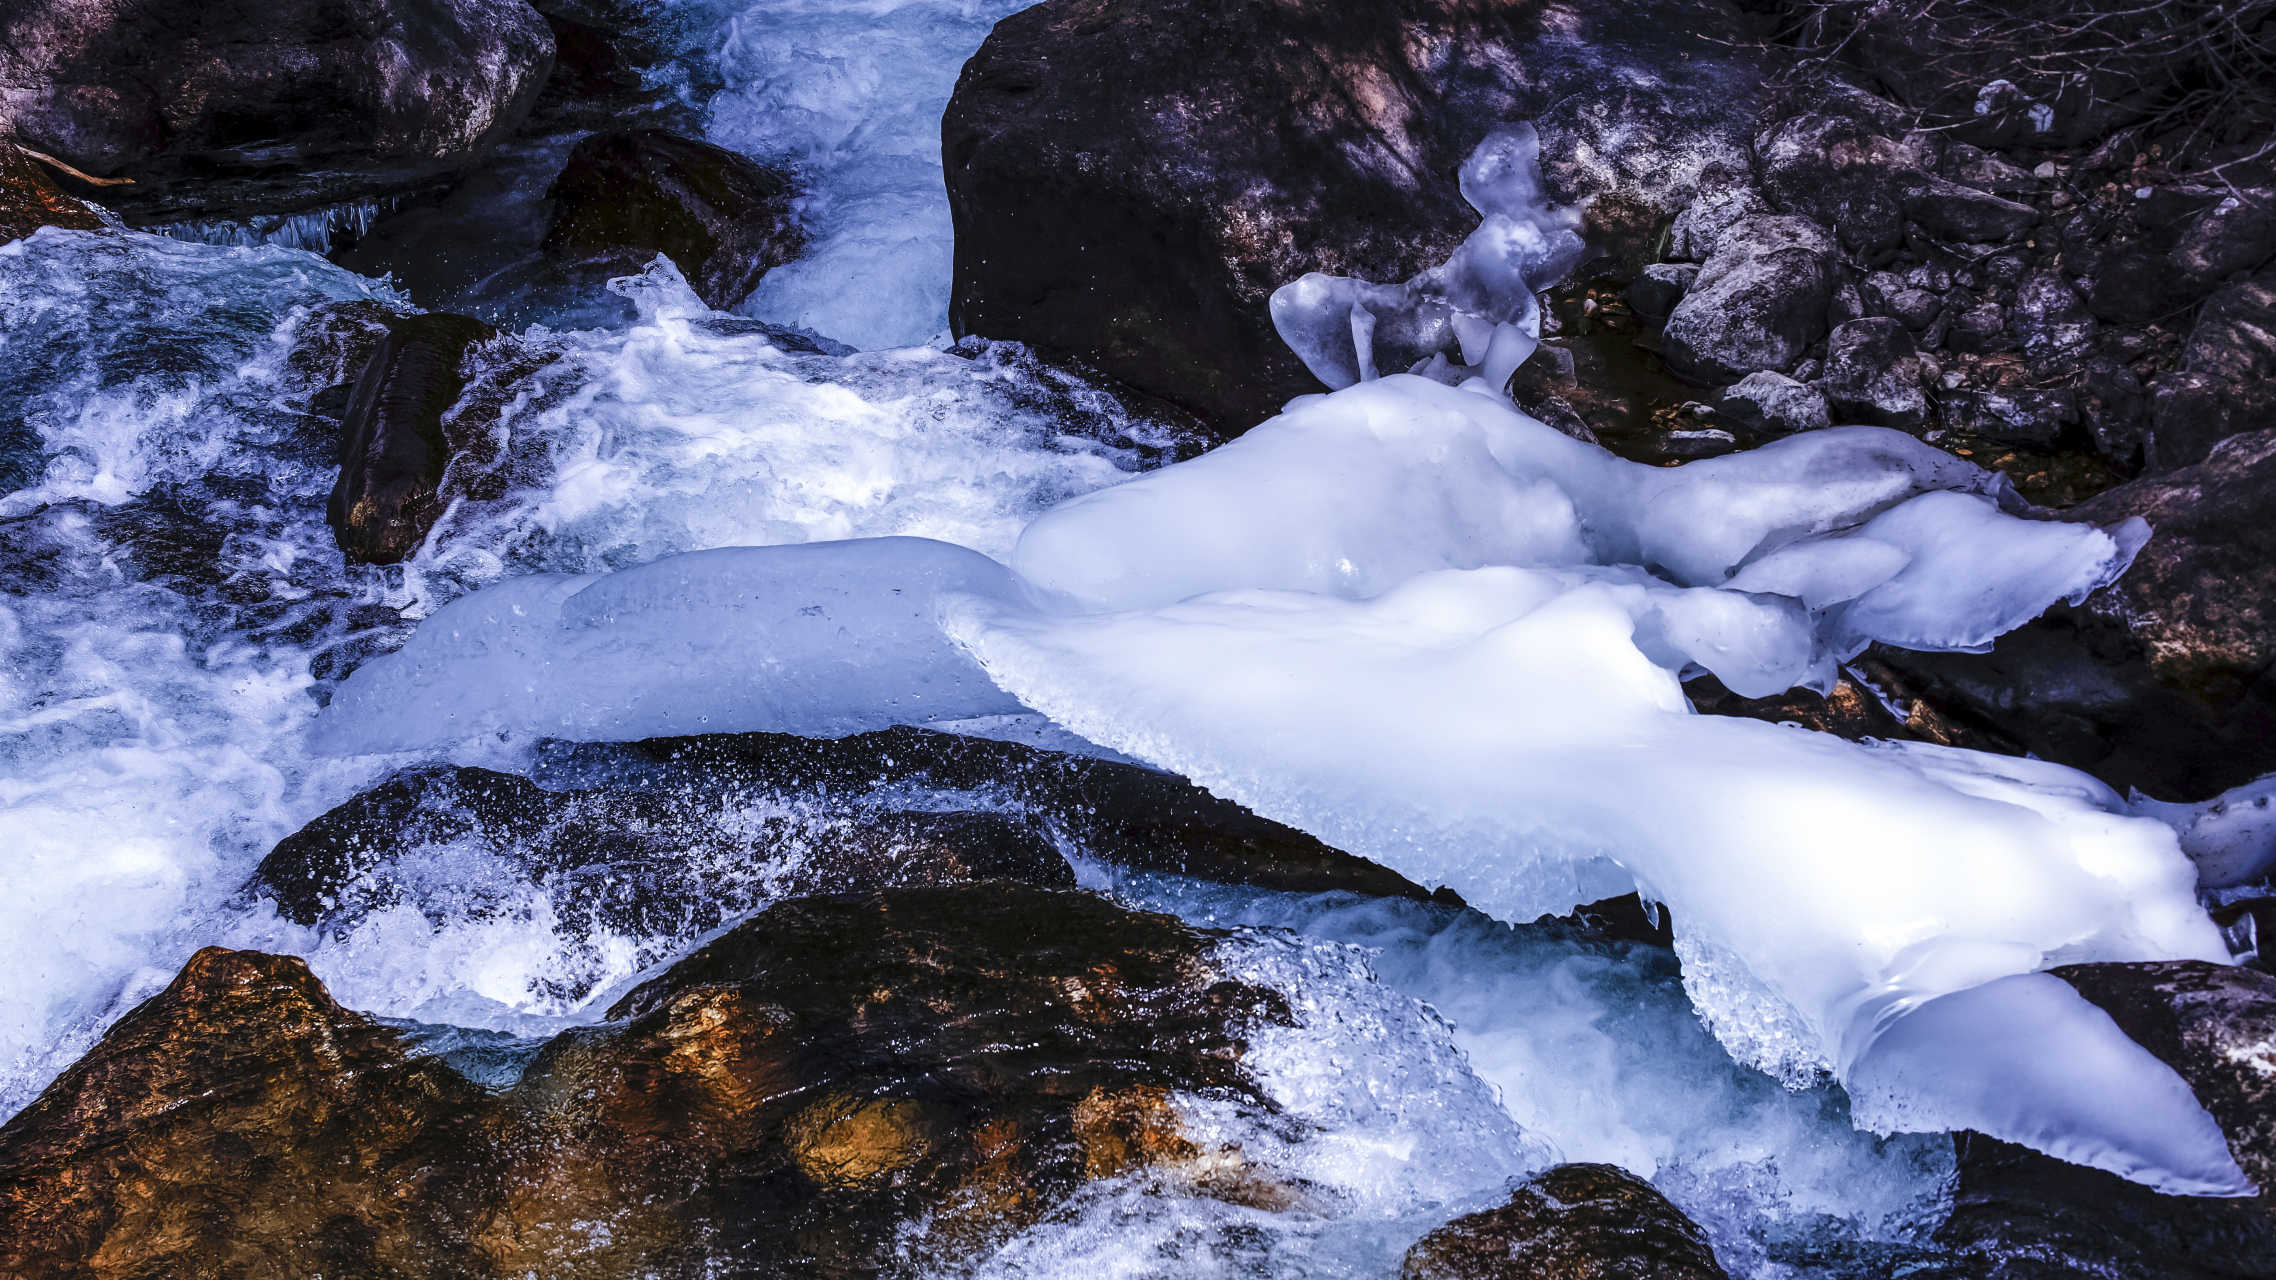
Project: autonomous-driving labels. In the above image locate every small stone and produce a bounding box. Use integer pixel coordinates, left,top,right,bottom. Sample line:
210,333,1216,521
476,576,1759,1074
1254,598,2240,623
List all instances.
2034,160,2059,180
1816,317,1932,429
1402,1162,1729,1280
1716,370,1830,436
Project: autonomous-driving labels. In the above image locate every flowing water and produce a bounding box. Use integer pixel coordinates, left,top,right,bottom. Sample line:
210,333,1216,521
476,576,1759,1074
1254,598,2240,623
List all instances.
0,0,2236,1273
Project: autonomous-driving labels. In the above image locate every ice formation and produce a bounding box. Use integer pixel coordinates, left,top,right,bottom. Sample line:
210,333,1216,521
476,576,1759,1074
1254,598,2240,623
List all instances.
322,367,2246,1195
1269,124,1587,394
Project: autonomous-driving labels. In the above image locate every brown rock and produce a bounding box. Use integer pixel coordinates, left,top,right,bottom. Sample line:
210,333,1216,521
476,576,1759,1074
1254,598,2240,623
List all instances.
0,139,104,244
0,947,495,1279
1,887,1297,1277
488,883,1290,1273
326,312,499,565
1402,1162,1728,1280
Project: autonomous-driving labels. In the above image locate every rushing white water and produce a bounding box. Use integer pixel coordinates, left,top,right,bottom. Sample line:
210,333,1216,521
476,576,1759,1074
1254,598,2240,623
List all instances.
0,228,1155,1113
663,0,1040,348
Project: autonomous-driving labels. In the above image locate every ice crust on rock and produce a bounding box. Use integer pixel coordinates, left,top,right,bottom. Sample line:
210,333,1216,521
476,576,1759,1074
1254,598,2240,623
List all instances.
1269,125,1586,395
316,537,1031,754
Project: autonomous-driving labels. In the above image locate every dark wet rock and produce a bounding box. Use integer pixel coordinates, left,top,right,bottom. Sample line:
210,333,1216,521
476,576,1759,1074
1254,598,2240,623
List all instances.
1663,216,1843,383
1714,370,1829,436
0,947,494,1277
2147,274,2276,473
327,312,498,565
2053,960,2276,1188
1686,669,1918,743
1933,1132,2276,1280
1628,263,1697,322
1945,300,2013,354
1755,104,2035,256
2078,355,2151,469
242,761,1079,1006
1817,317,1930,430
490,884,1290,1273
1947,144,2036,197
1942,387,2077,449
541,725,1452,903
2091,188,2276,326
942,0,1765,433
0,0,554,225
1400,1161,1728,1280
0,136,102,243
1870,430,2276,801
542,129,805,311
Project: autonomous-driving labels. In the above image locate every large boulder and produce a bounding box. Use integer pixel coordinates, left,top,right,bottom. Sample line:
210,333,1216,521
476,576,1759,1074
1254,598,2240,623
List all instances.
1400,1162,1728,1280
1870,430,2276,801
942,0,1765,433
2089,186,2276,326
2147,274,2276,473
0,948,495,1277
1662,215,1843,383
542,129,805,312
0,0,554,225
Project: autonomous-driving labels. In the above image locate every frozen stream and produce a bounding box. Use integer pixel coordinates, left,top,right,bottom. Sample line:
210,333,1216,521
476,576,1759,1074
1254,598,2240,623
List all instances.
0,0,2252,1275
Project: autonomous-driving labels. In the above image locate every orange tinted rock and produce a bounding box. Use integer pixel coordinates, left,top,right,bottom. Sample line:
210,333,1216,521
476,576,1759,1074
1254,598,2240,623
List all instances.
0,947,494,1279
0,140,103,244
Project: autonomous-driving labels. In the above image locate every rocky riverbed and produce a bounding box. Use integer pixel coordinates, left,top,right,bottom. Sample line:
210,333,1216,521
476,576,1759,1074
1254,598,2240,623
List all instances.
2,0,2274,1275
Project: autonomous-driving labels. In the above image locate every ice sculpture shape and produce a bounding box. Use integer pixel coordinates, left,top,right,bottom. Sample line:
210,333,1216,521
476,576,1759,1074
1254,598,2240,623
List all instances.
1269,125,1587,395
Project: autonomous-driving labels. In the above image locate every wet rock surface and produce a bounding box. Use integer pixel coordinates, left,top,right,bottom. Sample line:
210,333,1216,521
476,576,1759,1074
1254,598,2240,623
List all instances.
537,725,1451,902
0,137,102,244
1400,1161,1729,1280
0,888,1292,1278
942,0,1765,432
327,311,500,565
0,0,555,225
0,947,495,1278
542,129,805,311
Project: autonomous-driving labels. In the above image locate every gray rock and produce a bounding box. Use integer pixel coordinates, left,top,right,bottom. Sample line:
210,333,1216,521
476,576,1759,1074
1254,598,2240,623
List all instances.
2013,271,2097,356
1629,262,1698,321
2077,357,2149,468
1665,178,1771,262
1716,370,1830,436
1947,143,2036,196
1663,215,1842,383
1863,271,1947,329
1944,387,2079,448
1816,317,1931,429
0,0,555,224
1757,104,2037,254
2147,275,2276,473
1947,301,2013,353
